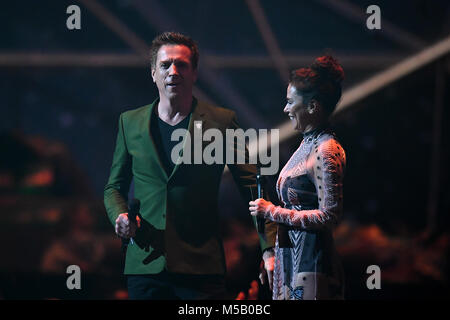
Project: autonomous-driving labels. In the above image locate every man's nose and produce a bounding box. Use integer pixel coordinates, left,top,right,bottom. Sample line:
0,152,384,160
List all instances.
168,63,179,75
283,105,289,113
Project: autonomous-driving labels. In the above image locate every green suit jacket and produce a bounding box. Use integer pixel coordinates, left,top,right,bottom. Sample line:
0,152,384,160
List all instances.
104,98,276,275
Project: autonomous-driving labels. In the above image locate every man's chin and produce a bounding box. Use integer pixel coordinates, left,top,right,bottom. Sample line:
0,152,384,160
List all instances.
166,90,181,98
163,87,192,101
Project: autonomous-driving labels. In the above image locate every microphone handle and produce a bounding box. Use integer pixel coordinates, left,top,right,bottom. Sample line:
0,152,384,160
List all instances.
256,171,265,233
128,210,137,224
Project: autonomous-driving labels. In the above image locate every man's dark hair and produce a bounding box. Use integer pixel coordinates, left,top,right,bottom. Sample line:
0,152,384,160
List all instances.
150,32,199,70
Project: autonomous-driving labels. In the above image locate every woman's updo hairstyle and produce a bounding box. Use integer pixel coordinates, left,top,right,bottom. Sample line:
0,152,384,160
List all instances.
289,55,344,116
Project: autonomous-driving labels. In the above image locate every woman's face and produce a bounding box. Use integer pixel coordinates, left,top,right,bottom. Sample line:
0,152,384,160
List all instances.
284,83,315,133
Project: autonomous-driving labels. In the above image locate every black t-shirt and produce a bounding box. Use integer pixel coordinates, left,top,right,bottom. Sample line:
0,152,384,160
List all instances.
150,111,191,176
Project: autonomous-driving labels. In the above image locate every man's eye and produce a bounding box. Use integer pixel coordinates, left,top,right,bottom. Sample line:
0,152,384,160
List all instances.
176,62,187,68
161,63,170,68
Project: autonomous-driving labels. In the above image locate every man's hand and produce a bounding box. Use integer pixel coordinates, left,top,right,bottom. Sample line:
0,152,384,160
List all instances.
259,249,275,291
115,213,141,238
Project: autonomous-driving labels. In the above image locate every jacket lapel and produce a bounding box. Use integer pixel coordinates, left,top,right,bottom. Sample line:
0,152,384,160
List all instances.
140,99,169,181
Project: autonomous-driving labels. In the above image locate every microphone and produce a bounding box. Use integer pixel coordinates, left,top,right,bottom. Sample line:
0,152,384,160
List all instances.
122,198,140,251
256,167,265,233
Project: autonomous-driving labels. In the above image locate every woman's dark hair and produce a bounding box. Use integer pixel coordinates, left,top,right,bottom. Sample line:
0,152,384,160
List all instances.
289,55,344,116
150,31,199,70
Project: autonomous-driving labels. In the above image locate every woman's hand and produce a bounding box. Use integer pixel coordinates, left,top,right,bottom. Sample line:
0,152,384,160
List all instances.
249,198,273,218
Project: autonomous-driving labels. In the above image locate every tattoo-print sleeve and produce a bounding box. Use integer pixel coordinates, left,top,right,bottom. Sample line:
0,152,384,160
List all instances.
264,138,346,229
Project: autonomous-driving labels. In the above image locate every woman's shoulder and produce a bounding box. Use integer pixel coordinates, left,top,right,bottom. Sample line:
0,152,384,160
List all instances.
313,131,346,165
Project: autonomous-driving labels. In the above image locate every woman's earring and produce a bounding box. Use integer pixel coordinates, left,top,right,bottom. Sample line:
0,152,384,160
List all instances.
309,101,318,114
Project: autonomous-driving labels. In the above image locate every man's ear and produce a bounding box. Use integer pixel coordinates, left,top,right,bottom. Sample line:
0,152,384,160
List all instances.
151,68,156,83
193,68,198,83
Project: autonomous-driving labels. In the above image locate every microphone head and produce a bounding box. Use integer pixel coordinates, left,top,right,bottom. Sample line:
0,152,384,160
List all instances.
128,198,140,213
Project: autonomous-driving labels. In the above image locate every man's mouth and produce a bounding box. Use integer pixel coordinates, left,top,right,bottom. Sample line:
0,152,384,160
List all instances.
288,114,295,120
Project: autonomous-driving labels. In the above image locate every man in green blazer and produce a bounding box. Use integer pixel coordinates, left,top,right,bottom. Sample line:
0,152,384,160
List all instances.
104,32,276,299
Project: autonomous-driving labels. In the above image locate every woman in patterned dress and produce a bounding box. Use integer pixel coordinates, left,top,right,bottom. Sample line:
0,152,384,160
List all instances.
249,55,346,300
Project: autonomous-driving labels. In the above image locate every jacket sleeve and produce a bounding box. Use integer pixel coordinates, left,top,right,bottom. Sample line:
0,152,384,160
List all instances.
226,114,277,251
104,113,133,226
263,138,346,230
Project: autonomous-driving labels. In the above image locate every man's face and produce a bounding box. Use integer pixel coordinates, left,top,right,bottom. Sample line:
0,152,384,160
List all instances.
151,44,197,101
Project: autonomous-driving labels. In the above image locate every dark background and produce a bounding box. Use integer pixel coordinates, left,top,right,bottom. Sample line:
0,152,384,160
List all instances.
0,0,449,299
